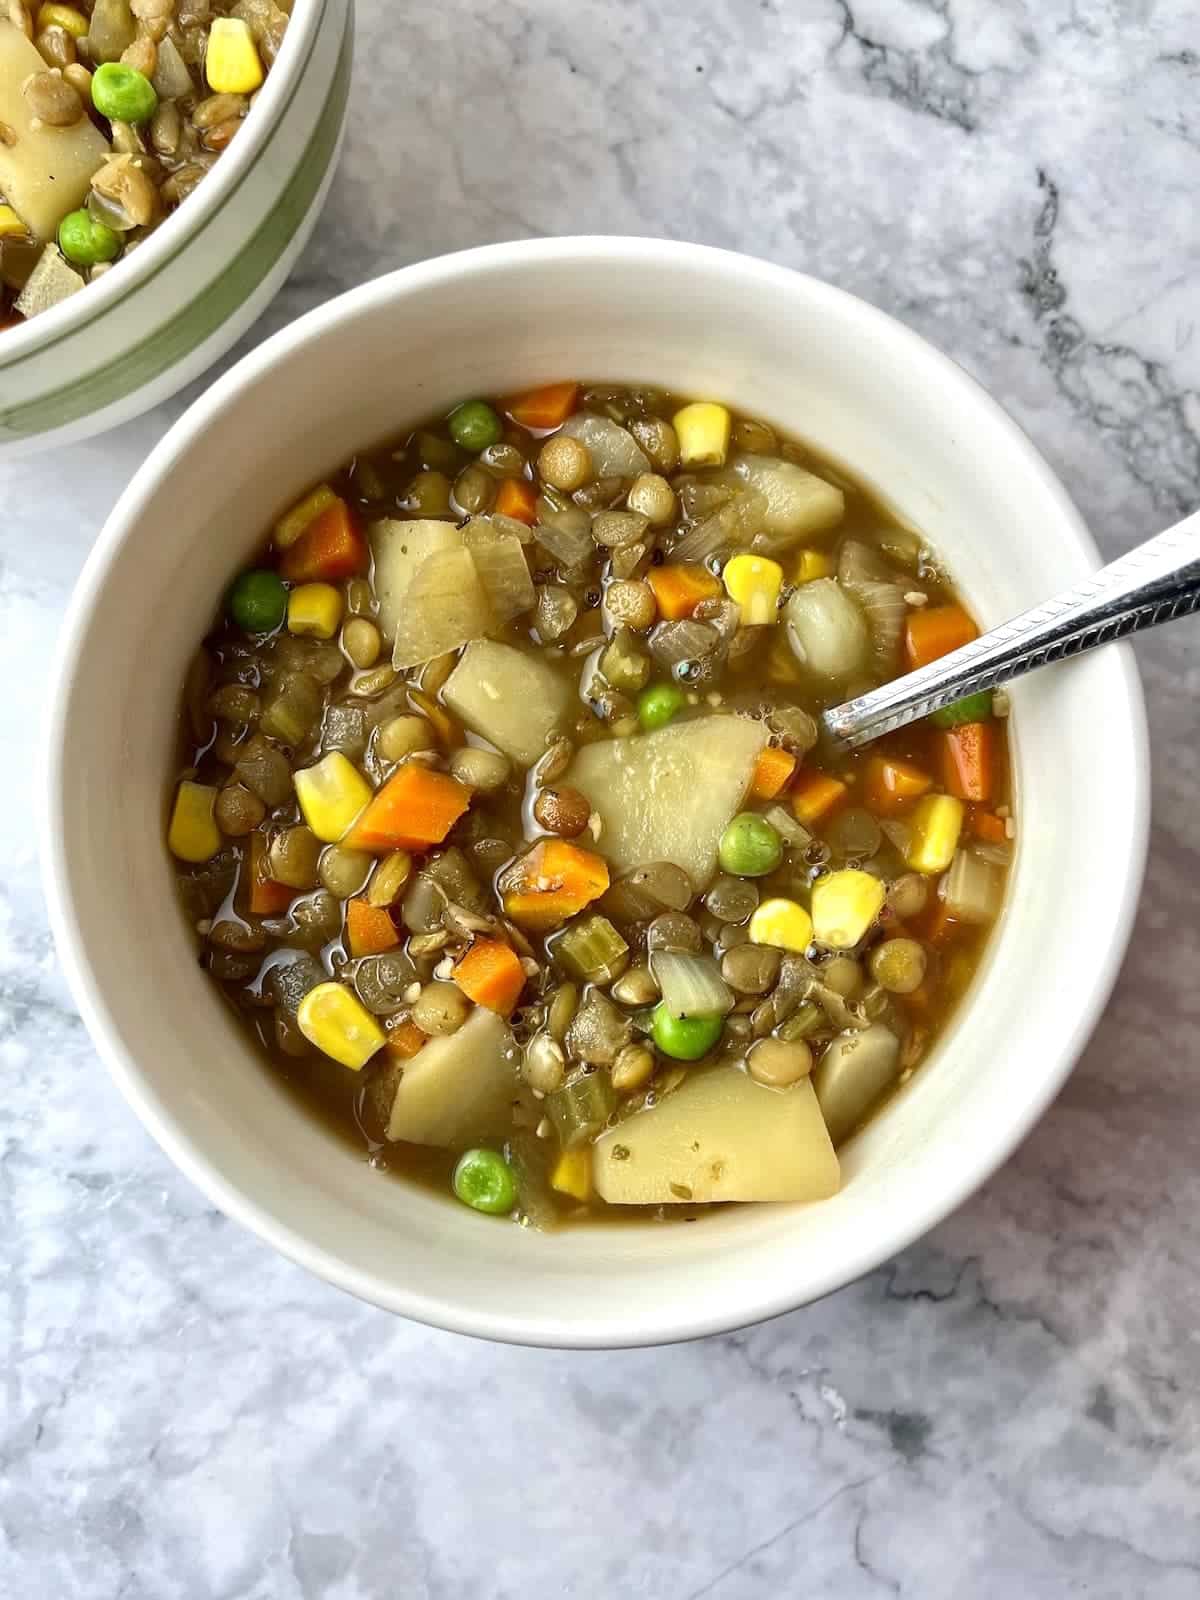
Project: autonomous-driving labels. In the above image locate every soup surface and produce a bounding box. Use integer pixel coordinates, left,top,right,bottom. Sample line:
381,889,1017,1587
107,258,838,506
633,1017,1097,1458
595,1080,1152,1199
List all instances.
0,0,288,329
168,382,1013,1228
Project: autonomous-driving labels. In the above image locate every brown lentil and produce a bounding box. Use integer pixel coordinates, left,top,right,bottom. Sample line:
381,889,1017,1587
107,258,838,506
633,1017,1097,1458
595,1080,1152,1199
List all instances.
533,785,591,838
603,579,657,631
538,435,592,492
412,981,469,1037
747,1038,813,1087
342,617,381,670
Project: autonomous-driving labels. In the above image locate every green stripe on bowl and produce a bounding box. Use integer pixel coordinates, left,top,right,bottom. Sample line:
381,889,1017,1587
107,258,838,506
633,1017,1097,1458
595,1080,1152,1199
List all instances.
0,17,348,438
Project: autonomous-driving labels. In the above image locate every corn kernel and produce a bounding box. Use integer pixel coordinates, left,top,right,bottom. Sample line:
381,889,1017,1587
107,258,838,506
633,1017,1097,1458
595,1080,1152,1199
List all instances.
274,483,337,550
723,553,783,625
297,982,386,1070
550,1145,593,1202
0,205,27,239
673,401,731,468
794,549,833,584
36,3,88,36
811,869,886,950
905,794,965,875
167,780,221,863
205,17,264,95
749,897,813,954
293,752,373,843
287,581,343,640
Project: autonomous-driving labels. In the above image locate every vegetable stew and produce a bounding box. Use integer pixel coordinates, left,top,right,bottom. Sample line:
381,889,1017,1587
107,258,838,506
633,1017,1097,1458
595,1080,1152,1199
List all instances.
169,383,1014,1227
0,0,288,327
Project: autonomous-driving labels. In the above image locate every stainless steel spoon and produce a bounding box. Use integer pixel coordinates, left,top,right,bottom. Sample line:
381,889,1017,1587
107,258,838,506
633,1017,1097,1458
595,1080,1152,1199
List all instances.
822,511,1200,749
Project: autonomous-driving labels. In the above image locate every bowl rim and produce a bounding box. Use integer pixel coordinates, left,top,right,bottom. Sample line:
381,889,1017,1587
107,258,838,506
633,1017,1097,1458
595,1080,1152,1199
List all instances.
0,0,327,360
40,237,1150,1347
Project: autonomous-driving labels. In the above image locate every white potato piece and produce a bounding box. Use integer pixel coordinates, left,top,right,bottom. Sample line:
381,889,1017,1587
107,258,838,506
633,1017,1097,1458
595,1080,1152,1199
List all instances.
442,639,572,767
593,1065,839,1204
728,454,844,547
370,518,461,643
383,1008,523,1147
391,545,494,670
13,244,82,317
559,413,650,477
812,1024,901,1146
0,22,111,240
565,715,768,885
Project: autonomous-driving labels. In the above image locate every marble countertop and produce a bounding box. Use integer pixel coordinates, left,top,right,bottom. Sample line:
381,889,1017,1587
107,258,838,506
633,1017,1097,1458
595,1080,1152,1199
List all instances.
5,1,1200,1594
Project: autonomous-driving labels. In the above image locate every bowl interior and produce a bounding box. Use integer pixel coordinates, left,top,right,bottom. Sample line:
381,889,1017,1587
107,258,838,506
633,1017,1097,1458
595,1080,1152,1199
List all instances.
45,241,1147,1346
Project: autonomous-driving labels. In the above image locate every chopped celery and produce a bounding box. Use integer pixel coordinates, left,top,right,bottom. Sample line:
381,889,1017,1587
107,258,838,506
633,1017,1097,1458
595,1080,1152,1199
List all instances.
552,914,630,982
600,628,651,694
546,1069,618,1148
260,671,323,746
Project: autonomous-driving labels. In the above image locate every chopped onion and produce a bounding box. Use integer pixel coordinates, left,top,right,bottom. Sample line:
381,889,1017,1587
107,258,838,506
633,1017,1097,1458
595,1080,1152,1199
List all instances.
461,523,535,624
784,578,870,682
558,414,650,477
650,950,734,1020
534,517,592,572
671,489,767,564
838,543,906,674
727,454,845,549
941,848,1005,924
763,804,812,847
650,619,721,669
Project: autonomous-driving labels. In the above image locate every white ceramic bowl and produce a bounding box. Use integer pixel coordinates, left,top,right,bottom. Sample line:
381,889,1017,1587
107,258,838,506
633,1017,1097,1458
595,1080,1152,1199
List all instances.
42,239,1149,1347
0,0,351,458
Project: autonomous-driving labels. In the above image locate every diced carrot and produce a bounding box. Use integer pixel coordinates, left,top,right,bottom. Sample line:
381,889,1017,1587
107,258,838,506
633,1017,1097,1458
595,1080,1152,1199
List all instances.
968,806,1009,845
504,382,580,431
345,897,400,957
493,476,538,525
345,763,472,854
501,839,610,931
246,832,292,916
864,754,933,815
646,564,722,621
904,604,978,671
940,723,995,803
751,746,797,800
278,498,367,583
791,770,848,827
452,938,527,1017
384,1018,428,1060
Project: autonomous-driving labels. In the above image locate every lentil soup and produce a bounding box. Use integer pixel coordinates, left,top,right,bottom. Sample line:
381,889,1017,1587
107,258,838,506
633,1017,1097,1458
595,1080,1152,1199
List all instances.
168,382,1013,1228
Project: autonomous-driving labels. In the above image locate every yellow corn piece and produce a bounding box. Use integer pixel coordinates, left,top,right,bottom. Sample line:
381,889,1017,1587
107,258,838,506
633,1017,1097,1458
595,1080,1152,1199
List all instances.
749,897,813,954
167,780,221,863
550,1146,593,1202
287,581,343,640
723,553,783,625
0,205,26,238
273,482,337,550
811,869,886,950
36,3,88,35
205,17,264,95
293,752,373,843
794,549,833,584
297,982,386,1070
673,401,731,468
905,794,965,875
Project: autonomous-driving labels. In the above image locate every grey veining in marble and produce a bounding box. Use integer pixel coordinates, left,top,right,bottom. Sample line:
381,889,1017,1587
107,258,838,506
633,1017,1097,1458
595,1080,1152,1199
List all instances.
4,2,1200,1595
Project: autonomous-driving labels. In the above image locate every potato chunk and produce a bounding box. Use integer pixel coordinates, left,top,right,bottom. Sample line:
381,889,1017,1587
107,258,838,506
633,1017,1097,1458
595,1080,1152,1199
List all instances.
0,21,110,240
369,519,462,644
593,1066,839,1204
565,715,768,884
442,639,572,767
381,1007,524,1148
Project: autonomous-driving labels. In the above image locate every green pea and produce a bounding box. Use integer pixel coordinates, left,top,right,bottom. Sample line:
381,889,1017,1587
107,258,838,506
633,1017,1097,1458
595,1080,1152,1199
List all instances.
447,399,503,453
452,1148,517,1214
930,690,993,729
637,681,685,731
91,61,158,125
57,209,121,268
228,569,287,635
718,813,783,878
651,1004,723,1061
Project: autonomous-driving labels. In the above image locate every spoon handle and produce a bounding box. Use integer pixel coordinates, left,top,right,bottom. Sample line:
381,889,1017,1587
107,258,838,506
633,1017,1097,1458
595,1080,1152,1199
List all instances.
822,510,1200,749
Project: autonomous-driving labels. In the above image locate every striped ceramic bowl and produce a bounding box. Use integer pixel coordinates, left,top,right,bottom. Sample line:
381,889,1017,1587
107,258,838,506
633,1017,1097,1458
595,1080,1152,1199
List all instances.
0,0,351,458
